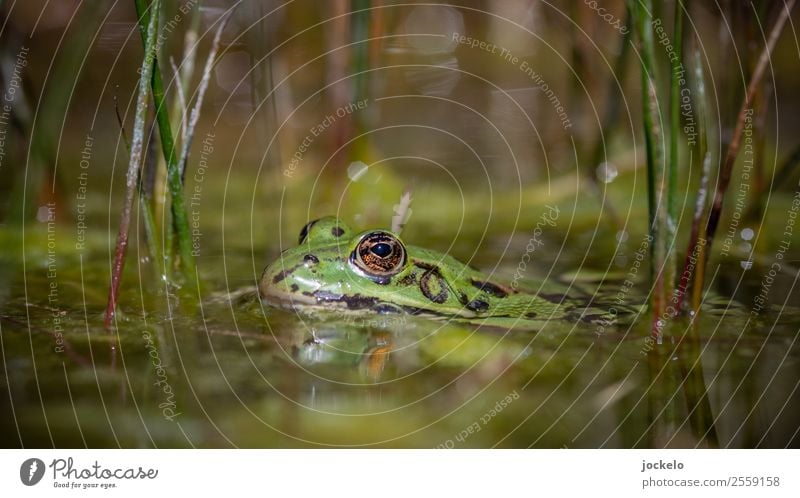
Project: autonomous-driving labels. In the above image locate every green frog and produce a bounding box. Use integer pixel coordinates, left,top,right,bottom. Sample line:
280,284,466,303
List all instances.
259,217,609,327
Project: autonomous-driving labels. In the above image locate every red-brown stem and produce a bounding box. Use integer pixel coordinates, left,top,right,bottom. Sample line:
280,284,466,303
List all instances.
704,0,794,244
679,0,795,311
104,0,160,329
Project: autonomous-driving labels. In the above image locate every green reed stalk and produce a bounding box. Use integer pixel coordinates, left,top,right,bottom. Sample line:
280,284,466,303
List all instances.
673,36,709,313
133,0,195,277
115,101,160,266
630,0,667,333
665,0,683,304
105,0,160,328
139,132,161,266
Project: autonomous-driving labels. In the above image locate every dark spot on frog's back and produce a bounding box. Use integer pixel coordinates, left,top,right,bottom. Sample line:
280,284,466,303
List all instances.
331,226,345,237
272,262,303,283
303,254,319,265
420,269,449,304
314,290,379,309
466,299,490,313
298,219,318,244
290,284,299,292
471,279,511,298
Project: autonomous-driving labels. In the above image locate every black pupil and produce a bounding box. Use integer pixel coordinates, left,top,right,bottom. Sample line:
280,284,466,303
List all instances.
371,243,392,257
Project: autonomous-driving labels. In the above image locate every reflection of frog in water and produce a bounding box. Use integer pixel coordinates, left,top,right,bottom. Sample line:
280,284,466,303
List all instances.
259,216,583,327
289,325,397,382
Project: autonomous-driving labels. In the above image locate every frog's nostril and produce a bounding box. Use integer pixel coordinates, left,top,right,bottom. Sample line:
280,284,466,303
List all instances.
303,254,320,265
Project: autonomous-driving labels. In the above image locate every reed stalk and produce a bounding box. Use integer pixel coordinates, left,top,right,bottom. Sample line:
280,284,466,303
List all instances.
665,0,683,305
685,0,795,304
673,37,709,313
172,2,203,144
178,14,229,181
105,0,160,328
133,0,195,277
139,131,161,266
115,98,160,265
630,0,667,336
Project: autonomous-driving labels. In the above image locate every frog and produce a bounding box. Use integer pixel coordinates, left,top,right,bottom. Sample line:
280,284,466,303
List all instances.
258,216,608,327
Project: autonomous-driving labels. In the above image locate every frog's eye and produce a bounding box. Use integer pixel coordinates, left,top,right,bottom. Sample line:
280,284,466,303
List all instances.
351,232,407,277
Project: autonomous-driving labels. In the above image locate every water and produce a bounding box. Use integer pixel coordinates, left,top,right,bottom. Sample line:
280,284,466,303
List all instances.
2,210,798,448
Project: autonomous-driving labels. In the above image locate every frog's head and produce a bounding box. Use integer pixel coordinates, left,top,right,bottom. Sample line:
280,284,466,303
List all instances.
259,216,411,312
260,216,524,318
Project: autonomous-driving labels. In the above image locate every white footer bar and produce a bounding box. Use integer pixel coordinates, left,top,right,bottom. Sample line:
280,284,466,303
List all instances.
2,449,798,497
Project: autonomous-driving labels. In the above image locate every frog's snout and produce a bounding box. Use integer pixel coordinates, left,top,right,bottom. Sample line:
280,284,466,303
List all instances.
258,257,323,305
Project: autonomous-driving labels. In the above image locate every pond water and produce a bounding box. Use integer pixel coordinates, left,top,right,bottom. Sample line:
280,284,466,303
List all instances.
2,183,798,448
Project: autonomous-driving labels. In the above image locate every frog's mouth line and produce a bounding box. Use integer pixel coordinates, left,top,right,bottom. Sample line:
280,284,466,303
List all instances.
260,285,463,319
259,285,319,309
261,286,610,332
261,286,397,314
